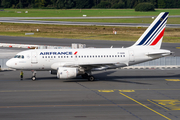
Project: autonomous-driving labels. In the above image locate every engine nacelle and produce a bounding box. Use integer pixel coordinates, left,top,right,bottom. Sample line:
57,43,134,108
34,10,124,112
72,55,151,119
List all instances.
57,67,78,79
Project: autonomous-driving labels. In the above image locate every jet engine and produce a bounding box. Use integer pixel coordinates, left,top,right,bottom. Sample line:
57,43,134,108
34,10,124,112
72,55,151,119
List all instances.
57,67,78,79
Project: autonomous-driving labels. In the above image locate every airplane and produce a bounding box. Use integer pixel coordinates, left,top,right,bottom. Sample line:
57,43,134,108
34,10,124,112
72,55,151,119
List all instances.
6,12,171,81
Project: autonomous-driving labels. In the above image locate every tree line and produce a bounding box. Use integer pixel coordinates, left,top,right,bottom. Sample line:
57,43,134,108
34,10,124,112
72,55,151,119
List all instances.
0,0,180,9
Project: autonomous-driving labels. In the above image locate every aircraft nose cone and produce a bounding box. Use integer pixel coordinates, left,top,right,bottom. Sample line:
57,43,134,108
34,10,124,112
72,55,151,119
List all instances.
6,59,12,68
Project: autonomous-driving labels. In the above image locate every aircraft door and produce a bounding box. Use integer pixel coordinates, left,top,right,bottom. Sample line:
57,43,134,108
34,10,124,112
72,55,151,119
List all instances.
31,51,38,64
129,51,135,62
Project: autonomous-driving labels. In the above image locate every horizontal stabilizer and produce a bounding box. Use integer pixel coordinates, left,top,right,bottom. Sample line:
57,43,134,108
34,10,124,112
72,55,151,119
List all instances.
146,50,171,56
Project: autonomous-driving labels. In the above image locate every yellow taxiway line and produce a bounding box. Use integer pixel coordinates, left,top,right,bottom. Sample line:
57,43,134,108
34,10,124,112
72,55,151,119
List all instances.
120,92,171,120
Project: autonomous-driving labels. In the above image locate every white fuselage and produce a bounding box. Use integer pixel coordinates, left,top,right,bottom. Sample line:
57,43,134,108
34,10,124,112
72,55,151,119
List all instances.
6,47,170,71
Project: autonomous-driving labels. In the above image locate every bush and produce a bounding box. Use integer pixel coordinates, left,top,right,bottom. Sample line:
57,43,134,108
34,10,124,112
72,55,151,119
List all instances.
135,3,155,11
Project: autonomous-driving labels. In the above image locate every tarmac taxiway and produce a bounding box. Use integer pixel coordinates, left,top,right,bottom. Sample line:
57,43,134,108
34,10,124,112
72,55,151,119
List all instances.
0,36,180,120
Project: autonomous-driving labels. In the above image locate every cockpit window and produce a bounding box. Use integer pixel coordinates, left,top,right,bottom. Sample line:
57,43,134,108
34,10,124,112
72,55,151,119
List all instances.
14,55,24,59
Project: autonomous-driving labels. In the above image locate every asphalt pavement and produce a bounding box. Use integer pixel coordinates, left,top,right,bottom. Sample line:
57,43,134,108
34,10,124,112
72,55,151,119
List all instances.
0,36,180,120
0,69,180,120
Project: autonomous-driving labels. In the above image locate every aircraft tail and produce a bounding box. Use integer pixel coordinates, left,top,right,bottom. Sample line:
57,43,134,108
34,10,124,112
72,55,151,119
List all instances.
131,12,169,49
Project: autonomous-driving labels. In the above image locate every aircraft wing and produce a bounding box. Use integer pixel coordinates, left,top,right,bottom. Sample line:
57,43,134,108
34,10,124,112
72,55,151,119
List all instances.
51,62,127,70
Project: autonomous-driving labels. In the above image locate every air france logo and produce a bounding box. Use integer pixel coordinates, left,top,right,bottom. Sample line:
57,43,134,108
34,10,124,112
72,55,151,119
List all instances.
40,52,73,55
40,51,78,55
74,51,78,55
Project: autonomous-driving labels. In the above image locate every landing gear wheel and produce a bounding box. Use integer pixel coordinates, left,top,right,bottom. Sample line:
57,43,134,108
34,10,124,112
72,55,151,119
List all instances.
31,76,36,81
88,75,95,81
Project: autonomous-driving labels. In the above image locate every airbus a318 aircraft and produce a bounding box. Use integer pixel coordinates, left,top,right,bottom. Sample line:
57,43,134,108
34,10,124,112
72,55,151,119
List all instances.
6,12,171,81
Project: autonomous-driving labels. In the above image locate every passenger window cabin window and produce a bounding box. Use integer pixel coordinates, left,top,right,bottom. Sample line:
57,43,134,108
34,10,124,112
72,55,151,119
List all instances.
45,56,47,58
64,56,66,58
61,56,63,58
67,56,68,58
109,55,111,57
48,56,50,58
54,56,56,58
112,55,114,57
71,56,73,58
14,55,25,59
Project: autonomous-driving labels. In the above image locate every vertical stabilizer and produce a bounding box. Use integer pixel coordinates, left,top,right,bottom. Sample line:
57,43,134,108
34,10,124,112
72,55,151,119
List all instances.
131,12,169,49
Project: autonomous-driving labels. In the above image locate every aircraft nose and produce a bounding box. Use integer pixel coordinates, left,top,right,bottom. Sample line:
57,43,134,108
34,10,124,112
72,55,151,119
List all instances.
6,59,13,68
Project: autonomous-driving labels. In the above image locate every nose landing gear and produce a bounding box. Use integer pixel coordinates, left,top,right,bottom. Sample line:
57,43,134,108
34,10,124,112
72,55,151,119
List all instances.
31,71,36,81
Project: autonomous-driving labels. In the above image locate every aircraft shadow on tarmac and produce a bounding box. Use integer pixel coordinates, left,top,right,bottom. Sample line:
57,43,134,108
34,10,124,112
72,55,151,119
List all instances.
23,70,180,85
63,70,180,85
24,76,58,81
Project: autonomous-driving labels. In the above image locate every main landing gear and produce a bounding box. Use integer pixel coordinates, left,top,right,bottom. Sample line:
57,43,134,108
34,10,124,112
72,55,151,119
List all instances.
31,71,37,81
81,73,95,81
88,75,95,81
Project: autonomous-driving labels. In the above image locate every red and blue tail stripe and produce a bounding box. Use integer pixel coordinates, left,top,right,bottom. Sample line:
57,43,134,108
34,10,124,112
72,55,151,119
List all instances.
133,12,169,48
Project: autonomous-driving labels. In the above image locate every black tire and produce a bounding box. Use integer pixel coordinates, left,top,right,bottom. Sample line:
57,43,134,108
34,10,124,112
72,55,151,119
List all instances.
88,75,95,81
31,76,36,81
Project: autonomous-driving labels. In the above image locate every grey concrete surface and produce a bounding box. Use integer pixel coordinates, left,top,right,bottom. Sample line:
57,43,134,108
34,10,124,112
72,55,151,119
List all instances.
0,19,180,28
1,36,180,120
0,36,180,56
0,15,180,20
0,69,180,120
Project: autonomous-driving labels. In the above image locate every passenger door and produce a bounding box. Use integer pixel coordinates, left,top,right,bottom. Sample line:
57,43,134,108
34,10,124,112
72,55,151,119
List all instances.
31,51,38,64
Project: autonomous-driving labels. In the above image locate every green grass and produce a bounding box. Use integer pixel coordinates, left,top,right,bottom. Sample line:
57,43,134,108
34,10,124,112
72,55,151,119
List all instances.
36,17,180,24
0,23,179,43
0,9,180,17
